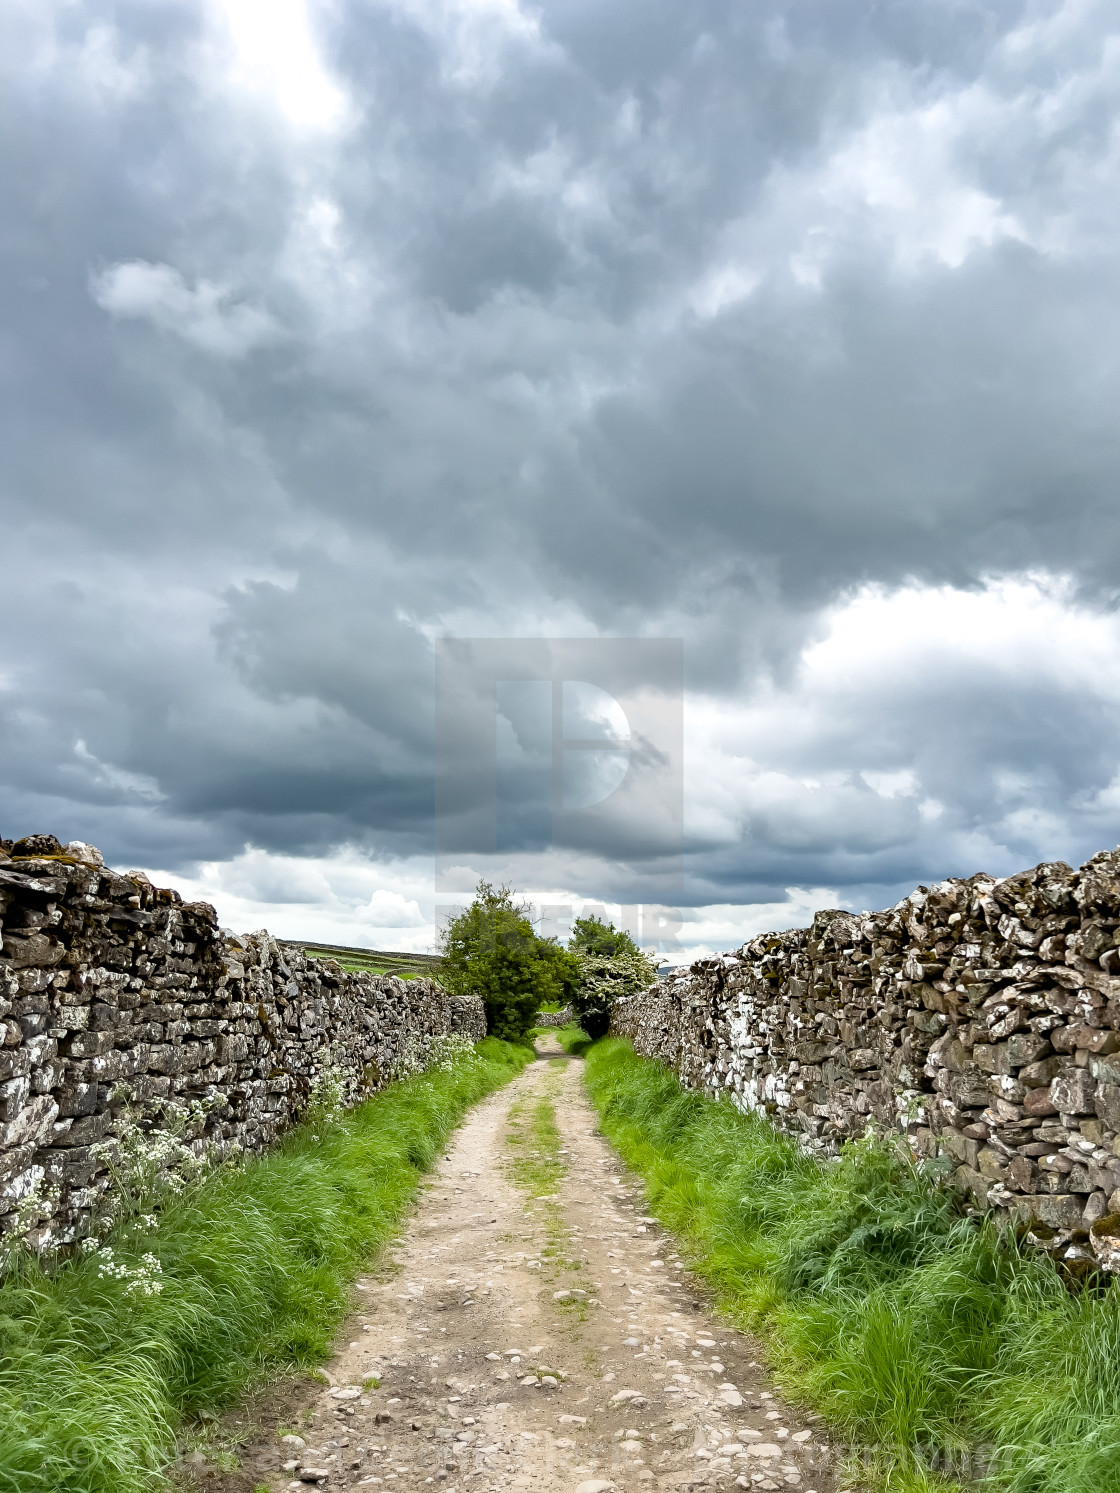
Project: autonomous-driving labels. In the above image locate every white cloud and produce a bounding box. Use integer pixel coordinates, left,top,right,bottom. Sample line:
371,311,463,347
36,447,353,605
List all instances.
862,769,918,799
64,740,165,802
802,573,1120,692
74,21,151,103
138,846,435,948
682,571,1120,910
92,261,281,357
677,889,841,960
688,66,1049,318
805,94,1030,273
1081,770,1120,813
690,263,762,319
204,0,351,132
5,6,150,104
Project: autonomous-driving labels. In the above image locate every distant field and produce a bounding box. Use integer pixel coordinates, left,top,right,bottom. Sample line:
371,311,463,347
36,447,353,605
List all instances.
283,940,442,981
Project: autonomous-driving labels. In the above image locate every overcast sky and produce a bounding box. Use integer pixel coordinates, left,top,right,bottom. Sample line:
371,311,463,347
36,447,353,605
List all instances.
4,0,1120,955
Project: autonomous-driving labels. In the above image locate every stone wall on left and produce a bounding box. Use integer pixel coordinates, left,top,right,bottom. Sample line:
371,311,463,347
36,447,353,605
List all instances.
0,835,484,1252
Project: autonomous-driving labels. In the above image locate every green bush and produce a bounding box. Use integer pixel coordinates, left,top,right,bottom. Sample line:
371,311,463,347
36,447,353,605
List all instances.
438,882,579,1038
568,914,642,958
584,1037,1120,1493
0,1037,531,1493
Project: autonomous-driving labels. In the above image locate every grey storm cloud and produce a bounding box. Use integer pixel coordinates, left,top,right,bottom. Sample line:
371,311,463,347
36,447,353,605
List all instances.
3,0,1120,921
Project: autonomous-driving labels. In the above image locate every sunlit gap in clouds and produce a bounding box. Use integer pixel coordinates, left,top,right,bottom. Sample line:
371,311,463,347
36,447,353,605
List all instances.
205,0,351,131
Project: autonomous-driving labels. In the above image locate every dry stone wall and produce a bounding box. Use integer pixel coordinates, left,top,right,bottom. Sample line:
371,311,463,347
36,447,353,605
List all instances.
611,847,1120,1275
0,835,483,1252
533,1007,575,1027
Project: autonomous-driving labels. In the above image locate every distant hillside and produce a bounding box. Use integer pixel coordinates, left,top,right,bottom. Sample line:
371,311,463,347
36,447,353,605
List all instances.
281,939,442,981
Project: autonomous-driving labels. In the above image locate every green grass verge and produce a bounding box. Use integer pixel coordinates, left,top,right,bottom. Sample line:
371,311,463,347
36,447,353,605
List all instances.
584,1037,1120,1493
0,1036,531,1493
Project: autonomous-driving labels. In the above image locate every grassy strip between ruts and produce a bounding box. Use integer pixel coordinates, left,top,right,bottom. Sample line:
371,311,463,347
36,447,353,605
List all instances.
505,1067,567,1199
584,1037,1120,1493
0,1036,533,1493
503,1058,591,1341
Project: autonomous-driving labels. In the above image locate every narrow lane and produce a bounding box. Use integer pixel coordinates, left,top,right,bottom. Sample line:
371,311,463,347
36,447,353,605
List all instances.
201,1040,842,1493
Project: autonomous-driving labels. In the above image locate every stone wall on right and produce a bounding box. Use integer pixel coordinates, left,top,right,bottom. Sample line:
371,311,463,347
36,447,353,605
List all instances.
610,847,1120,1274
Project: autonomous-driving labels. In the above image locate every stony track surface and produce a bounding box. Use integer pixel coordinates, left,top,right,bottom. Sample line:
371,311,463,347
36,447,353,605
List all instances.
194,1040,841,1493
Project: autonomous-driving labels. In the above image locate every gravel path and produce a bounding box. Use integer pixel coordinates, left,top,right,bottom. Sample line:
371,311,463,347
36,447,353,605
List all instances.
197,1039,841,1493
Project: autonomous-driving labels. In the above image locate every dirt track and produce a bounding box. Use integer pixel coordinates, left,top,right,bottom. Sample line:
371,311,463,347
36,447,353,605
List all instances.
194,1039,841,1493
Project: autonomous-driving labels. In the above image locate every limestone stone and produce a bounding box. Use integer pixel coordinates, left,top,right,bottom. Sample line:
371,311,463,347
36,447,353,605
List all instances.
1095,1085,1120,1128
1051,1070,1097,1116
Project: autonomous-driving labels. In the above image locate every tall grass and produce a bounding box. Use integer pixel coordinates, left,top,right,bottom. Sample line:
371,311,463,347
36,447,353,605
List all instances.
549,1022,592,1056
584,1038,1120,1493
0,1037,531,1493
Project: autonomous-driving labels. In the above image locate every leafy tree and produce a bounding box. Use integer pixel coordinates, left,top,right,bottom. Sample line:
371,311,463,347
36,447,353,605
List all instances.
438,882,579,1039
566,917,657,1038
568,914,642,959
